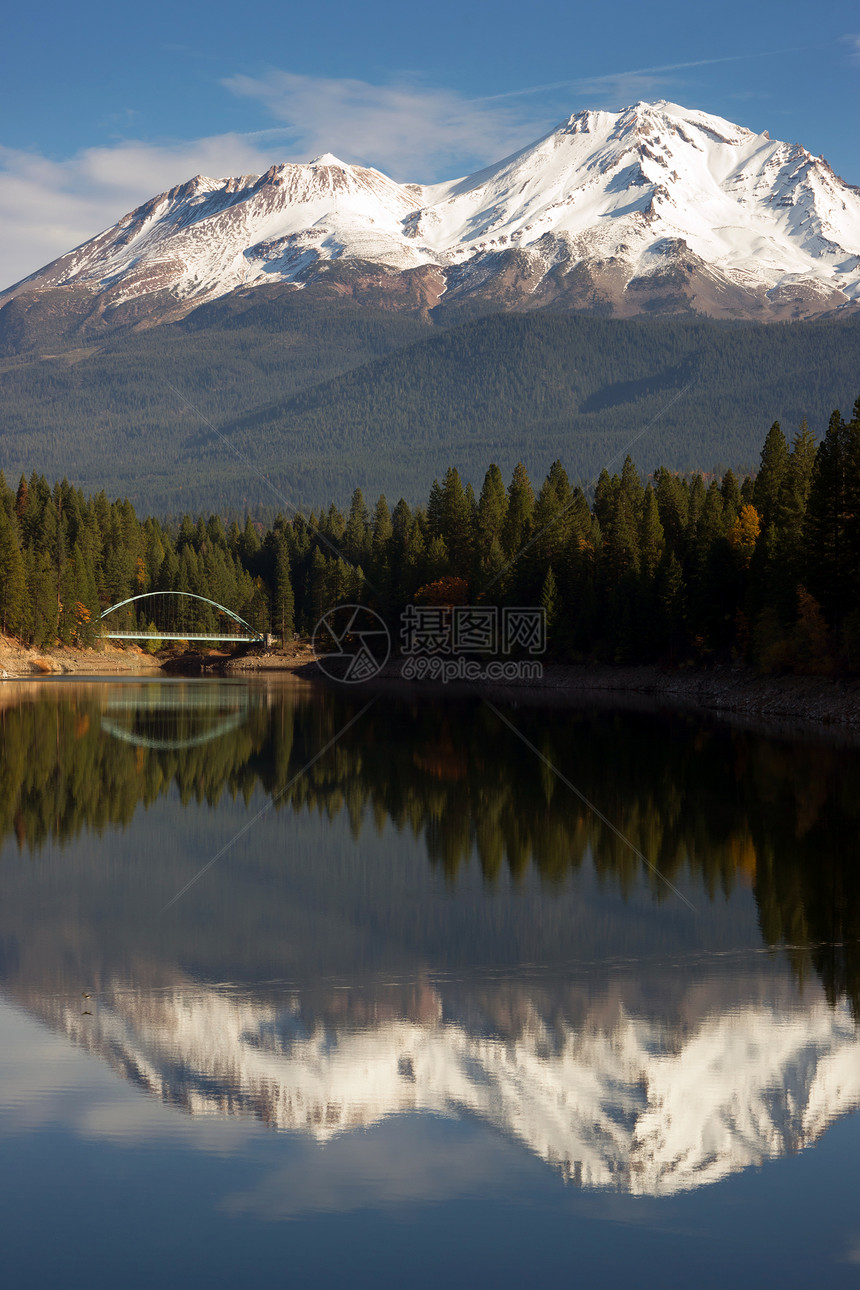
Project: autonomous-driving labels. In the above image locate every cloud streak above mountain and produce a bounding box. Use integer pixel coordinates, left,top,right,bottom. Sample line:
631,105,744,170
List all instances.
478,44,822,103
0,134,283,289
0,74,544,289
221,70,546,179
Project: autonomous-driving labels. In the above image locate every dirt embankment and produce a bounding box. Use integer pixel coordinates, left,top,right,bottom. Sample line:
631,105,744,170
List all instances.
221,642,317,673
0,635,164,677
0,635,315,679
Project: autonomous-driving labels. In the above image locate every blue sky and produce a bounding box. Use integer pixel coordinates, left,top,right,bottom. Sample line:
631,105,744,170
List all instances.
1,0,858,288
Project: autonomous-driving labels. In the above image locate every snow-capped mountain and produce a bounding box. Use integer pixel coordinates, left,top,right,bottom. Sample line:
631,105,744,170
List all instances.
28,977,860,1196
4,100,860,324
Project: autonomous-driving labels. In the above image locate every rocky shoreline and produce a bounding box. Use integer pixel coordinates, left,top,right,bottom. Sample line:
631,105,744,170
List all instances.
0,635,163,677
222,650,860,733
518,662,860,728
327,659,860,736
3,633,860,733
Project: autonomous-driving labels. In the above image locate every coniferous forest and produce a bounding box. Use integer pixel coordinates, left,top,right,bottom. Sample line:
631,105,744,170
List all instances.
3,302,860,515
2,398,860,674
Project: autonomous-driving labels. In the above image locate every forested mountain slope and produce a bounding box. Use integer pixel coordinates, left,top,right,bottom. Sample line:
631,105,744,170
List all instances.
1,298,858,513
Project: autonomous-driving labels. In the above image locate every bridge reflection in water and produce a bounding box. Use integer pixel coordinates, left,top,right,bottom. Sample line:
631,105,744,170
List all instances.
100,688,255,751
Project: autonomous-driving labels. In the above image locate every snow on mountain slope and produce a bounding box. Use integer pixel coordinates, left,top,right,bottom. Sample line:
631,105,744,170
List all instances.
4,101,860,321
417,102,860,303
5,156,425,306
33,978,860,1196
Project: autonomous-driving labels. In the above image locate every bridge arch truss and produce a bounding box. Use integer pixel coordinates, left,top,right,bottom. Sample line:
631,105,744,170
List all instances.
99,591,264,643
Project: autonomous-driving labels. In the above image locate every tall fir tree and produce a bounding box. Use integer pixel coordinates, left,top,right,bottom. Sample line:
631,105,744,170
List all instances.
439,467,474,576
273,534,296,642
805,409,858,624
476,464,508,581
343,488,371,566
501,462,534,562
754,421,789,527
0,508,27,638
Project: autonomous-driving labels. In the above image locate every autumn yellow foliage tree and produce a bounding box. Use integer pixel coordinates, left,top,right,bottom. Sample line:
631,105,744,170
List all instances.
727,504,761,568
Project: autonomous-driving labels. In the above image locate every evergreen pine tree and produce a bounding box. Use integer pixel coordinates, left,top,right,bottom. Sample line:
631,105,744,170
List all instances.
0,508,27,638
68,539,100,646
403,519,427,595
754,421,789,527
532,460,574,566
539,565,561,644
306,546,328,629
686,474,706,535
501,463,534,561
477,464,508,578
368,493,394,610
720,469,741,524
28,550,58,647
654,467,689,561
273,535,295,642
241,515,261,566
805,409,856,624
755,419,818,627
619,456,644,522
177,514,196,551
440,467,474,573
15,475,28,523
656,552,686,658
324,503,346,543
425,534,450,582
371,494,393,571
592,469,617,534
638,485,665,582
390,498,414,603
426,479,445,537
344,488,370,565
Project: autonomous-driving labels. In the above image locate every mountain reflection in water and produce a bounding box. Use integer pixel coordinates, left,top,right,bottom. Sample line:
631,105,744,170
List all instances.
16,971,860,1197
1,676,860,1203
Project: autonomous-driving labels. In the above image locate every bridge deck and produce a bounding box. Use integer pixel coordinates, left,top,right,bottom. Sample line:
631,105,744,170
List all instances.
103,632,261,643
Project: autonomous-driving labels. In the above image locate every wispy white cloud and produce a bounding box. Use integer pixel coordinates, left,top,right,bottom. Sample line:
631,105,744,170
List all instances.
565,72,678,107
222,70,546,180
0,72,546,292
480,44,830,108
220,1120,518,1220
0,133,281,290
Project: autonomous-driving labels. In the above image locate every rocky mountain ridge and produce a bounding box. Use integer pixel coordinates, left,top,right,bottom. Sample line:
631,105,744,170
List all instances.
4,100,860,328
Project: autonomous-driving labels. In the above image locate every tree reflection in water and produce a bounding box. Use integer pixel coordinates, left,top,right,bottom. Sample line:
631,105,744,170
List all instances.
1,678,858,1016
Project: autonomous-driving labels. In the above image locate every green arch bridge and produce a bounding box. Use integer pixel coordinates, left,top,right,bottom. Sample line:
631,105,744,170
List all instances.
99,591,264,644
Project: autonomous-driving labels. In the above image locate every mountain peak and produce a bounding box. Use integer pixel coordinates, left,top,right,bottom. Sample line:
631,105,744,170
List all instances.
3,100,859,322
309,152,348,168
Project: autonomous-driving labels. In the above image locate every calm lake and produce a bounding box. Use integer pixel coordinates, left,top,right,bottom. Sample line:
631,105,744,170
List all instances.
1,676,859,1287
